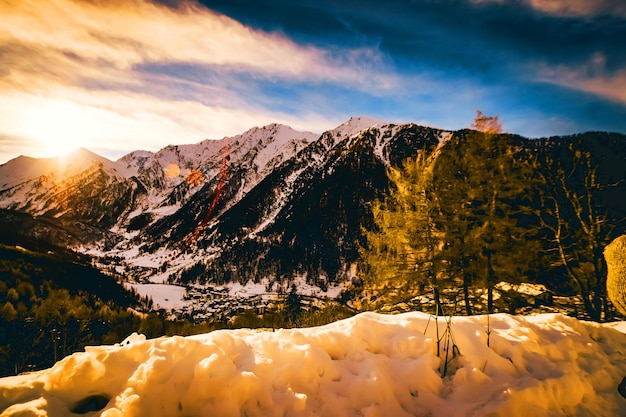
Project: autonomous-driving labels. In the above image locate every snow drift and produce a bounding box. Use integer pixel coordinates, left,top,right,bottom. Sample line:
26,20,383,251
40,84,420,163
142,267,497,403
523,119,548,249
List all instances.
1,312,625,417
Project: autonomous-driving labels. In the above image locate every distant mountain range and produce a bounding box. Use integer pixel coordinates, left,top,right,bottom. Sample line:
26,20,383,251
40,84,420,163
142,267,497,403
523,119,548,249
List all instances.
1,117,625,302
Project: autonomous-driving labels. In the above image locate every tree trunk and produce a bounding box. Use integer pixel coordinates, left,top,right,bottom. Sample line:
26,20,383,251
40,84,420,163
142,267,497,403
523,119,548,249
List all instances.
593,246,607,321
580,290,600,321
486,251,494,313
463,279,473,315
433,287,444,316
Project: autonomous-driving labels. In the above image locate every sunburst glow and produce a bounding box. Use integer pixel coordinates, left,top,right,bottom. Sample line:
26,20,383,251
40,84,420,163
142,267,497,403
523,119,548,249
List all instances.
18,101,98,158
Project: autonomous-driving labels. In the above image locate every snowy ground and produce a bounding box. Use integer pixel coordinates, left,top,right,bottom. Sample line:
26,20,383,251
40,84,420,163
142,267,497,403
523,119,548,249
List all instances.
127,283,189,311
124,265,346,320
88,242,346,320
1,312,626,417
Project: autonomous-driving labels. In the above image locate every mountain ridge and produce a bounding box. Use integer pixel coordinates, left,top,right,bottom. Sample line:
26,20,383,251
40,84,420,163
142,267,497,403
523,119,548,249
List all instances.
1,117,625,318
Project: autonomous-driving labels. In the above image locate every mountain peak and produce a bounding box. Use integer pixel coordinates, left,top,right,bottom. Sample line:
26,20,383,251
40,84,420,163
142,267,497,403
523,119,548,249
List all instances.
236,123,318,142
65,147,116,164
0,147,120,191
330,116,391,139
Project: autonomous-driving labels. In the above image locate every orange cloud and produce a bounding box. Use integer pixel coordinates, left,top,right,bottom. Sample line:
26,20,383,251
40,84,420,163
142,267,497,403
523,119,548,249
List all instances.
2,0,377,162
534,54,626,105
0,86,334,163
526,0,626,17
0,0,394,87
557,70,626,105
471,0,626,17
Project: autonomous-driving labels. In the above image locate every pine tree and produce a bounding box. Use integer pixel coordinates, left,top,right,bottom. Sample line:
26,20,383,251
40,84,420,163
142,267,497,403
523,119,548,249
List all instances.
432,112,541,313
285,284,302,324
360,150,448,312
360,111,541,315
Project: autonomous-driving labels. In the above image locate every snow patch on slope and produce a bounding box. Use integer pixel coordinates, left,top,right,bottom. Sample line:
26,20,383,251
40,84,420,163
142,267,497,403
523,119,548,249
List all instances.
128,283,188,311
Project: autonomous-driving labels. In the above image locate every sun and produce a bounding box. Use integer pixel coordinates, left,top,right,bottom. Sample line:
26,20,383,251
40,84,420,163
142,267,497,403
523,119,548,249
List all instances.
20,101,95,158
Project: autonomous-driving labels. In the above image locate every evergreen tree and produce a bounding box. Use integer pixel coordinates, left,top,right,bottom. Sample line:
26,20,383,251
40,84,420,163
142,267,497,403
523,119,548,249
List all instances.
360,150,448,312
285,284,302,324
360,111,541,315
432,113,541,313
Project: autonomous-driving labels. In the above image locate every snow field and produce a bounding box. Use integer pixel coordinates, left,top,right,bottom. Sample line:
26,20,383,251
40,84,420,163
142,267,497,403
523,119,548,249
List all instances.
1,312,625,416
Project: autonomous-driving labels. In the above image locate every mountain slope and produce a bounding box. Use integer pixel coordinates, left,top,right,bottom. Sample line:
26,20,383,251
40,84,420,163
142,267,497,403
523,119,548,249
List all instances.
0,150,144,232
0,124,318,248
191,122,447,288
1,118,625,315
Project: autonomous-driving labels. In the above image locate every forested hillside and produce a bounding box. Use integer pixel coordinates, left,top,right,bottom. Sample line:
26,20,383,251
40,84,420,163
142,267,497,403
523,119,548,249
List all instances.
0,243,355,377
359,116,626,321
0,245,147,375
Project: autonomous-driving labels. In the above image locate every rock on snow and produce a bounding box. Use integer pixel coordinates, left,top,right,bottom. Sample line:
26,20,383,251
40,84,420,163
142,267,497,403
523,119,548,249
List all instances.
1,312,626,416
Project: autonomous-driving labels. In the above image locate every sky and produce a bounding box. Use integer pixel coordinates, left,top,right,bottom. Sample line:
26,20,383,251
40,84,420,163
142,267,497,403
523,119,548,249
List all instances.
1,0,625,164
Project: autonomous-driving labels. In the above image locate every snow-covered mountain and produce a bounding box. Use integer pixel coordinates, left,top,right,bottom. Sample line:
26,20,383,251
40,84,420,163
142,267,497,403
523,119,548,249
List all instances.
0,123,318,233
0,116,451,312
1,117,442,254
0,147,145,231
179,119,448,289
99,117,449,299
2,118,625,317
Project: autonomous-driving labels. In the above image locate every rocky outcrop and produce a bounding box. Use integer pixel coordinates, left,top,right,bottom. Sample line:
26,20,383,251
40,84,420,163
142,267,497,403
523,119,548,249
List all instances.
605,235,626,316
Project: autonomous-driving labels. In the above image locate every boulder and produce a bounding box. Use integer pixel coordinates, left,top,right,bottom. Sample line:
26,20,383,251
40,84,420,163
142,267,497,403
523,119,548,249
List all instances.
605,235,626,316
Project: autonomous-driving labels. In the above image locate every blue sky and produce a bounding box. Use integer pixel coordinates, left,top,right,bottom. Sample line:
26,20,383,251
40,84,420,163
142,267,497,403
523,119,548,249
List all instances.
1,0,625,163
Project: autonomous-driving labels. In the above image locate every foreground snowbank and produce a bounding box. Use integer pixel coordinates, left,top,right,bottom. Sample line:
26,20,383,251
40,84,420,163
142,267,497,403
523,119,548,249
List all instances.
1,312,625,416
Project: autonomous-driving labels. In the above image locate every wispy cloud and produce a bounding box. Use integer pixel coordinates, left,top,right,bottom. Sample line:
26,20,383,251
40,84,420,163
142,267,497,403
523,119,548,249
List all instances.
464,0,626,106
526,0,626,17
533,52,626,105
470,0,626,17
0,0,396,89
539,67,626,105
0,0,401,162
